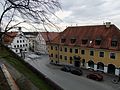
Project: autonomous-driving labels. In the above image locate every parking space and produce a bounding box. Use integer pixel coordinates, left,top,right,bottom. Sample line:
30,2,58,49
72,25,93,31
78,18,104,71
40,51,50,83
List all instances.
25,54,120,90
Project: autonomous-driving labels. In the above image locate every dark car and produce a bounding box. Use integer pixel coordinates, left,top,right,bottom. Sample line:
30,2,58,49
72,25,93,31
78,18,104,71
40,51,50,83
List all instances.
86,73,103,81
61,65,71,72
70,69,83,76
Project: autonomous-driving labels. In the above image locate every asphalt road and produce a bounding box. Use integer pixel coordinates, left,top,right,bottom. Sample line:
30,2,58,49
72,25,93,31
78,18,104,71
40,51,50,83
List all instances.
25,54,118,90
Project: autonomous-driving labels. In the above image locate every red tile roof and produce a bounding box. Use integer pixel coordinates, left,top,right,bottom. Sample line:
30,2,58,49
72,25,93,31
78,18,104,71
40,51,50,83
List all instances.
51,24,120,50
3,32,18,44
40,32,59,42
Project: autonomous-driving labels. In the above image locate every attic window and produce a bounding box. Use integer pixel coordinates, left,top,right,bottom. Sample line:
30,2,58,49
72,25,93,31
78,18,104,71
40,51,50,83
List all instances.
95,38,102,46
61,38,66,43
82,39,88,45
111,40,118,47
70,37,76,44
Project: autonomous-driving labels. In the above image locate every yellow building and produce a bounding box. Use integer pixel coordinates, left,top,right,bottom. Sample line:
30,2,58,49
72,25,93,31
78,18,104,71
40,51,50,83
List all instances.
48,23,120,75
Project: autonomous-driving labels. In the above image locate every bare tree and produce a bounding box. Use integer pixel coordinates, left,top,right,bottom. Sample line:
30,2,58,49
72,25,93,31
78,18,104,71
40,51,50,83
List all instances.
0,0,61,42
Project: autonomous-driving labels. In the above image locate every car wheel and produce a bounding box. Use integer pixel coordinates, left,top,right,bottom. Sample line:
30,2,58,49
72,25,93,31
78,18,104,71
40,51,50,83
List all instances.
87,76,89,78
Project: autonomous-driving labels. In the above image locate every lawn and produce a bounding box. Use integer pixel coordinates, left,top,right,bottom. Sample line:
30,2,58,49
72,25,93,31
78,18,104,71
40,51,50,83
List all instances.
0,45,53,90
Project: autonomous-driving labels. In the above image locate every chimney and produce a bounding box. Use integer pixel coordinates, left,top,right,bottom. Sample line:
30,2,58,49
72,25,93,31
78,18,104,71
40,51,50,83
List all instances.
105,22,111,28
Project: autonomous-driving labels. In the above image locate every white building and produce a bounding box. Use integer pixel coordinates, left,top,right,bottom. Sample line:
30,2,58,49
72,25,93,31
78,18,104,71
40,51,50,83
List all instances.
3,27,29,54
35,32,59,54
23,32,38,52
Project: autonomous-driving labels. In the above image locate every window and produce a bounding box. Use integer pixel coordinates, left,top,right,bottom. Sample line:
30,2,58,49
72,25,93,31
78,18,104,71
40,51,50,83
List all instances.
17,45,19,48
23,40,24,43
70,57,72,64
55,46,57,50
16,50,18,52
25,49,27,51
64,56,67,60
82,39,88,45
95,38,101,46
51,54,53,57
55,54,58,58
81,50,85,54
95,40,101,45
60,55,62,59
75,49,78,53
20,40,22,43
14,45,16,48
70,57,72,60
64,47,67,52
110,52,115,59
51,46,53,50
61,39,66,43
70,48,72,53
23,44,25,47
60,47,62,51
20,45,22,47
90,50,94,56
111,41,117,47
17,40,19,43
26,44,27,47
99,52,104,57
70,37,76,44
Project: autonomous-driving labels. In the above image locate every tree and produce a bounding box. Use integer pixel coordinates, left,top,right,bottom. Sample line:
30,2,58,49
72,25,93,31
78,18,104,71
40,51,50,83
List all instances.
0,0,61,42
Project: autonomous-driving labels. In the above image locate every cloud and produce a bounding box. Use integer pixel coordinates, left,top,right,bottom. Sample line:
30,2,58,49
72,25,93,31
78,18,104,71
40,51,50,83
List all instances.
57,0,120,30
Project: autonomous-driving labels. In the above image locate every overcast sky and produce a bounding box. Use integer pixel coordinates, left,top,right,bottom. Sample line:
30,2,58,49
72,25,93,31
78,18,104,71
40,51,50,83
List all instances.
1,0,120,32
55,0,120,30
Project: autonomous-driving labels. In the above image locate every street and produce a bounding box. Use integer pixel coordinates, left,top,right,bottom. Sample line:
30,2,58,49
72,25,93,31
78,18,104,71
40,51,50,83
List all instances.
25,54,120,90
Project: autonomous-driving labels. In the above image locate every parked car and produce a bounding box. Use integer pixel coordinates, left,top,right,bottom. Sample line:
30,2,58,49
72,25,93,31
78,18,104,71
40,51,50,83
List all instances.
86,73,103,81
70,69,83,76
61,65,71,72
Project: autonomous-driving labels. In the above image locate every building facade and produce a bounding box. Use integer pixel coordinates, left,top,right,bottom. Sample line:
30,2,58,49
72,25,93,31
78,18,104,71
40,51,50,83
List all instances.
4,28,29,54
48,23,120,76
35,32,59,54
23,32,38,52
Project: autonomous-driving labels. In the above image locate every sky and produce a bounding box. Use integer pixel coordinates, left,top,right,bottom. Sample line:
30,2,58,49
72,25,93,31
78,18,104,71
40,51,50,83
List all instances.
54,0,120,31
1,0,120,32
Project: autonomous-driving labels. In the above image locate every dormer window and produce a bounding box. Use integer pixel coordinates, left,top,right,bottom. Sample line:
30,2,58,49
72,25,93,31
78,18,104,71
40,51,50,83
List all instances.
111,40,118,47
61,38,66,43
95,38,102,46
70,37,76,44
82,39,88,45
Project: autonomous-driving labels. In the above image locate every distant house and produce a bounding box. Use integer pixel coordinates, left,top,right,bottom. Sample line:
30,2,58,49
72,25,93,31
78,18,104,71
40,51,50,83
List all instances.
23,32,38,52
3,27,29,54
35,32,59,54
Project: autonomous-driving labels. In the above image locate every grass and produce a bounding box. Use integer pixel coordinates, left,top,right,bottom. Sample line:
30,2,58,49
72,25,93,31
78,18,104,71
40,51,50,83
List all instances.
0,46,53,90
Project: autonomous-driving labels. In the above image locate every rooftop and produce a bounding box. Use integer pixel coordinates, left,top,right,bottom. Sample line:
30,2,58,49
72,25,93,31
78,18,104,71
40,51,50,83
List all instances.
51,24,120,50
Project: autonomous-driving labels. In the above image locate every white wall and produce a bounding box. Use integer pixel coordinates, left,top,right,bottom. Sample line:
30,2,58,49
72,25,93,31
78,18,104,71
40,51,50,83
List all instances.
10,33,29,54
35,33,48,54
